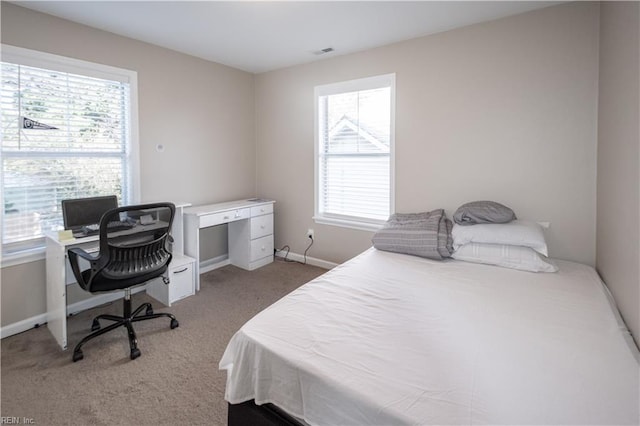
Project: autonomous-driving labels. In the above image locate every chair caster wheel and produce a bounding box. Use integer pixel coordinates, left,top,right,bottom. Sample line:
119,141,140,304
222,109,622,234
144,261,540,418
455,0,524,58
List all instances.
170,319,179,329
146,307,154,316
72,350,84,362
130,348,141,360
91,319,101,331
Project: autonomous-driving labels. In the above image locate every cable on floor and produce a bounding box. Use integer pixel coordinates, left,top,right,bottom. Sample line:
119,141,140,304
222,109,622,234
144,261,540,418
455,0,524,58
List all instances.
275,238,313,265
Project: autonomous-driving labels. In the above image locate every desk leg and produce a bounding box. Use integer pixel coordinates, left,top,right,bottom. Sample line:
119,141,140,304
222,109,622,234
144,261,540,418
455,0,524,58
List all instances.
46,239,68,350
184,216,201,292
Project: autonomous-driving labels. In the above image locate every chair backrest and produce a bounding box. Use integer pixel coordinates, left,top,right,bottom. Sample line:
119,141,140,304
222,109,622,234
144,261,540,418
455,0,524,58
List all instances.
71,202,176,293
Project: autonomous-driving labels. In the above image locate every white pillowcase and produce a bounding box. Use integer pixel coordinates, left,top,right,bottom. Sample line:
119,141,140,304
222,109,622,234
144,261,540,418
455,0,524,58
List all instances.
452,243,558,273
452,220,549,256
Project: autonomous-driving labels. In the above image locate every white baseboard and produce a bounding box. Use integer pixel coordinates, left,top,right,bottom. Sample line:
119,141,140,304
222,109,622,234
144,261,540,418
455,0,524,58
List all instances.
275,250,338,270
1,285,147,340
200,252,336,272
0,313,48,339
200,254,230,274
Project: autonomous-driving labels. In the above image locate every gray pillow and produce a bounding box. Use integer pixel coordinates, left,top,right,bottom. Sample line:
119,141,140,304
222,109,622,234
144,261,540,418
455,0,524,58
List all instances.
453,201,516,226
372,210,453,260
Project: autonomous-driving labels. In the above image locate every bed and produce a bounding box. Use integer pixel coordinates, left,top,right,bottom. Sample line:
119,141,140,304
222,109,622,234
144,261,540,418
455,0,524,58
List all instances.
219,248,640,425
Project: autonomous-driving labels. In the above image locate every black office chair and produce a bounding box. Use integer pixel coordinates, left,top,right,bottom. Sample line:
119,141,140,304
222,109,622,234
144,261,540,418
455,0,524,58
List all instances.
67,202,179,362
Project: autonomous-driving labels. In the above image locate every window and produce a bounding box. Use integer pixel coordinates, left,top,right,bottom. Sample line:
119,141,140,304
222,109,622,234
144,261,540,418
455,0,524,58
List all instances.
1,45,139,261
314,74,395,231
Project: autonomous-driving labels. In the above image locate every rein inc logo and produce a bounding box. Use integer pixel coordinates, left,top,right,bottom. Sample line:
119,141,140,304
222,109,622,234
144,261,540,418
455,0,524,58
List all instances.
0,418,34,424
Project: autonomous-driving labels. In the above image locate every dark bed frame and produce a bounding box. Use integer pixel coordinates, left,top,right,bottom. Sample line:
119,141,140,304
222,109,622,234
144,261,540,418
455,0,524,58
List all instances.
228,400,305,426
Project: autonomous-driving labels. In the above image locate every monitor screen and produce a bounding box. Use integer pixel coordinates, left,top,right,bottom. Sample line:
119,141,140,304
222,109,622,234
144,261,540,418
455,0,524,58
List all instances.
61,195,118,230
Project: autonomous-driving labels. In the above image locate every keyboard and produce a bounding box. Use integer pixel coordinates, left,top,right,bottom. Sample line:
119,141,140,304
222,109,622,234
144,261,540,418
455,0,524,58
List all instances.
76,221,134,236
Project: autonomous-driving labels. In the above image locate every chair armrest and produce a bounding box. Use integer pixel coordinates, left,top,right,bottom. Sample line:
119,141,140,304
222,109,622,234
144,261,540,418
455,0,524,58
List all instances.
68,248,98,289
68,247,97,261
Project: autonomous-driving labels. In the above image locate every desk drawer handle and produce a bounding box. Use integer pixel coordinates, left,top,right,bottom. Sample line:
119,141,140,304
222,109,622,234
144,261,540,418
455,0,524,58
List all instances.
173,267,189,274
260,225,265,229
261,246,266,251
223,215,230,220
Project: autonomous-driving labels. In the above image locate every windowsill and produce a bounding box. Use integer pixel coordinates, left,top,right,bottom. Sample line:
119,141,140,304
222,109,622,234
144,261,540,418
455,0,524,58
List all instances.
1,246,46,268
312,215,384,233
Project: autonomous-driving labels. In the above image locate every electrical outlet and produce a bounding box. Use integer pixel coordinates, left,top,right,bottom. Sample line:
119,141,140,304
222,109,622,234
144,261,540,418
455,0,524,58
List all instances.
306,228,314,240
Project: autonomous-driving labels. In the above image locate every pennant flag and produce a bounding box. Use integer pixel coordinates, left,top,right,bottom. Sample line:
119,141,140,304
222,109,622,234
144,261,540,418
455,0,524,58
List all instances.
20,116,58,130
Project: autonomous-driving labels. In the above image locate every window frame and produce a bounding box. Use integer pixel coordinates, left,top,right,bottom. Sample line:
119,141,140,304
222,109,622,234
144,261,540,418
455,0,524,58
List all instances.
0,44,140,267
313,73,396,232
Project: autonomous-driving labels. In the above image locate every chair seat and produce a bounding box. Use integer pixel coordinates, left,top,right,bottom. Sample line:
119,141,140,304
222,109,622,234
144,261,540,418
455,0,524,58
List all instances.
80,265,168,293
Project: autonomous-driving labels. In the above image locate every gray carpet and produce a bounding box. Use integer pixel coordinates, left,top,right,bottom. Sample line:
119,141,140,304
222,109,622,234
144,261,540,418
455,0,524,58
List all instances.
0,260,326,425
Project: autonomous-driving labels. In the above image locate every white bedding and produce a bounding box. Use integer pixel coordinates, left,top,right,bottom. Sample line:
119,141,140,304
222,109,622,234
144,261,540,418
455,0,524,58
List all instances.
219,248,640,425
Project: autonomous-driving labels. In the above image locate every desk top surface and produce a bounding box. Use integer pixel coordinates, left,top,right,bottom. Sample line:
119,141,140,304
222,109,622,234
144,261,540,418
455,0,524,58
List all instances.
183,198,274,216
46,221,168,247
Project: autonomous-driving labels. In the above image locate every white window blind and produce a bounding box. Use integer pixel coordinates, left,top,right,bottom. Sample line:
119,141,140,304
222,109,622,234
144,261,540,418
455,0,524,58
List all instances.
1,48,137,255
314,74,395,230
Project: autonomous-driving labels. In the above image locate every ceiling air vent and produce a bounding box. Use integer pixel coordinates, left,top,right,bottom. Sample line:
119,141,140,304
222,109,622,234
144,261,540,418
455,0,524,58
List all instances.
313,47,334,55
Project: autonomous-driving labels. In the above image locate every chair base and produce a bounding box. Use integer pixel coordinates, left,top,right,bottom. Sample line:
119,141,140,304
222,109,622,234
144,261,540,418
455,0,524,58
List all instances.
72,293,178,362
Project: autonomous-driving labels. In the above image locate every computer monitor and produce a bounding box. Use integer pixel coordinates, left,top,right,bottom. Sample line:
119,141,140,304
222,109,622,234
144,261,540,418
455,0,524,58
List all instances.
61,195,118,230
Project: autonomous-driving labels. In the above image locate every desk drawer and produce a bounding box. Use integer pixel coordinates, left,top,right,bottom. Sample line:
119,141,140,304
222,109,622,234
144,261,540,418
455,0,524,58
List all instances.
251,214,273,239
251,203,273,217
250,235,274,262
170,262,194,302
199,208,249,228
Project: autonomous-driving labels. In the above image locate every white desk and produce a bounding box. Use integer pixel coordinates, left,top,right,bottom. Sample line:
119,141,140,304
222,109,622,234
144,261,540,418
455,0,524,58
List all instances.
45,203,194,350
183,198,275,291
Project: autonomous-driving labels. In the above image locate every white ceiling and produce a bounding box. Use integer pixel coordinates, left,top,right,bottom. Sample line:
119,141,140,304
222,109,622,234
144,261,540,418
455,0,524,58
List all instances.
13,1,560,74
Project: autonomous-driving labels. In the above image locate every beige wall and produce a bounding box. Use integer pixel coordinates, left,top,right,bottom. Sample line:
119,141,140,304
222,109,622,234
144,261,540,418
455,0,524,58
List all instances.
596,2,640,344
0,3,256,327
0,262,46,327
2,2,634,339
255,2,600,265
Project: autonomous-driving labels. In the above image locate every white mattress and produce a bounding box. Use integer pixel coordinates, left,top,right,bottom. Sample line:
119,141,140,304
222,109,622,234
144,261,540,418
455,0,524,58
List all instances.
219,248,640,425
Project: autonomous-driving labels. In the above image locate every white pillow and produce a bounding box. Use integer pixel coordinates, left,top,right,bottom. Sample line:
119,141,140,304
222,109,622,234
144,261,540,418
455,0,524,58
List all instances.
452,220,549,256
452,242,558,273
